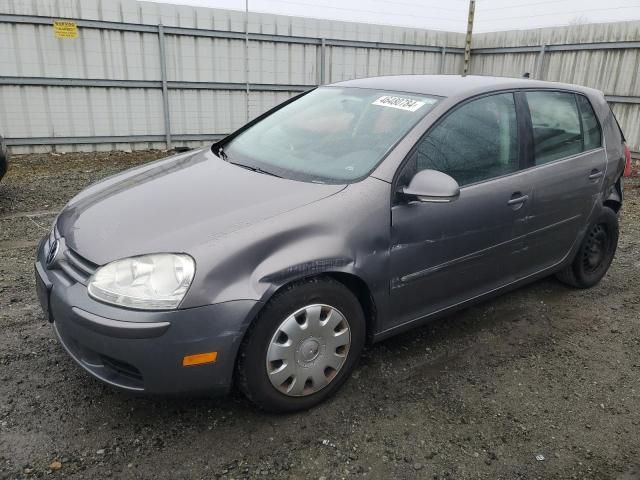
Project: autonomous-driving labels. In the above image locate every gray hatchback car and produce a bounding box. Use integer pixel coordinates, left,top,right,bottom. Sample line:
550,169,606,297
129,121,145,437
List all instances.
35,75,630,412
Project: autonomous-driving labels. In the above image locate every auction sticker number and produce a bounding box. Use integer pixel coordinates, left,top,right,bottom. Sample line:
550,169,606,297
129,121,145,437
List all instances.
372,95,426,112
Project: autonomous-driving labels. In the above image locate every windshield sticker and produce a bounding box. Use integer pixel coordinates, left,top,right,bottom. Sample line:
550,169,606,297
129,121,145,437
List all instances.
372,95,428,112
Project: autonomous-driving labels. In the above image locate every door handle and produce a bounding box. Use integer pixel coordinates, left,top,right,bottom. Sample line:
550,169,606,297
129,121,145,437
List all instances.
589,169,604,180
507,193,529,206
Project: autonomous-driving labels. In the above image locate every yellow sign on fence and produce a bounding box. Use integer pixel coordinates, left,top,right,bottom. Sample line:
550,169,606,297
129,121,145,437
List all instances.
53,20,78,39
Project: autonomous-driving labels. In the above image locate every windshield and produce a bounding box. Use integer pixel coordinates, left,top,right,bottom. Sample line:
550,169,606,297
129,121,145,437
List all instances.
222,87,439,183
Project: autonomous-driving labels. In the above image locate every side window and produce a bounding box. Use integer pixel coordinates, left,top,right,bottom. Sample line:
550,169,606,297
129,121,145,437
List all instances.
526,91,582,164
576,95,602,150
403,93,519,187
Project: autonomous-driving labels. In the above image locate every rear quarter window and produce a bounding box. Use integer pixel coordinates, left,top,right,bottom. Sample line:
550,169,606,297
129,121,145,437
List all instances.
576,95,602,150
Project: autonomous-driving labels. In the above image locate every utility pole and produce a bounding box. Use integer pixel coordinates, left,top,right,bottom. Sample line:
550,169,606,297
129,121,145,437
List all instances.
463,0,475,75
245,0,250,122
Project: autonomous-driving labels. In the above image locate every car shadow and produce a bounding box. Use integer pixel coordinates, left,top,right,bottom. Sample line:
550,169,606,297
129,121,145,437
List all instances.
77,275,574,421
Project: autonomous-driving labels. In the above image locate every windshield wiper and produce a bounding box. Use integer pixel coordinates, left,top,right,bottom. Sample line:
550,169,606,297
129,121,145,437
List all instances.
230,161,282,178
215,144,281,178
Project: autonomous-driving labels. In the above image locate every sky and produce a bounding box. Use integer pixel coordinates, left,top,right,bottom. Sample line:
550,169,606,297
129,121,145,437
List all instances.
145,0,640,33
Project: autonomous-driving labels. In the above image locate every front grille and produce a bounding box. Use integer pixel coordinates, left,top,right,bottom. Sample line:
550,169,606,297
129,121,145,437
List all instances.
100,355,143,382
59,247,97,284
45,226,98,285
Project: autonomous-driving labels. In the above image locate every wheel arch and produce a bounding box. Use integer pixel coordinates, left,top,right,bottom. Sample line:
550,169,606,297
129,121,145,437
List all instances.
240,271,378,351
322,271,377,342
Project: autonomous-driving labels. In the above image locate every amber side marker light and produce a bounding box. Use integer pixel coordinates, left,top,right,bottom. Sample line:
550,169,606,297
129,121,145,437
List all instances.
182,352,218,367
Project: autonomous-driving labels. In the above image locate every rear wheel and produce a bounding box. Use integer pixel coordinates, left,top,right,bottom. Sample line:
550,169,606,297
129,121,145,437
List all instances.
556,207,619,289
236,277,365,412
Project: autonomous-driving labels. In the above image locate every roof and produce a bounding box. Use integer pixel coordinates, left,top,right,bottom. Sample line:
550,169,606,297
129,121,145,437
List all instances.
330,75,600,98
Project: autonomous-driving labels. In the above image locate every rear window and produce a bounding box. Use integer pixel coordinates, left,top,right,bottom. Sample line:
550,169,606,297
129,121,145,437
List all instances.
526,91,582,164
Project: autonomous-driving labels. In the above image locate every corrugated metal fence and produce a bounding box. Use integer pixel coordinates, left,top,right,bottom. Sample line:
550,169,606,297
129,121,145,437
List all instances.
0,0,639,153
0,0,464,153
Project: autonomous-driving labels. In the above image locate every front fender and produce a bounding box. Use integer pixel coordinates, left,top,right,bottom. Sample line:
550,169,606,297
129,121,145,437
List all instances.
181,178,392,332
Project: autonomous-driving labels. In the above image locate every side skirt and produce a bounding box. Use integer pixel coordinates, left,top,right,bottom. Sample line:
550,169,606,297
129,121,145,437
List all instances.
372,236,583,343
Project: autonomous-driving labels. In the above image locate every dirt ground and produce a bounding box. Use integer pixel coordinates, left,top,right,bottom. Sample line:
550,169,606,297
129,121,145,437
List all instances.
0,150,639,480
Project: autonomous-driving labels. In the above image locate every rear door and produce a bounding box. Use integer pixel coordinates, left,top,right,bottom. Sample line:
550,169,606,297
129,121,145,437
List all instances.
517,91,606,276
389,92,532,329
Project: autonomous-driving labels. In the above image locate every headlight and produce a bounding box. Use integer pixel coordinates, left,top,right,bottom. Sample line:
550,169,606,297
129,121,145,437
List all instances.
88,254,195,310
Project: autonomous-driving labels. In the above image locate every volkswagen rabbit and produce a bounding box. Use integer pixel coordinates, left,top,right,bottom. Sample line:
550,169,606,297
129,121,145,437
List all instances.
35,75,631,412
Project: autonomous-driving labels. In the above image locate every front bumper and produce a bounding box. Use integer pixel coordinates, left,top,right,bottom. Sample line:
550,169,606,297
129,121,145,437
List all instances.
35,237,261,395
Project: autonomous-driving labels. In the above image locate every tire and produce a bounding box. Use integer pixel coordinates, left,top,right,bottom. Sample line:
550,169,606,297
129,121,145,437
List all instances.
236,276,366,412
556,207,619,289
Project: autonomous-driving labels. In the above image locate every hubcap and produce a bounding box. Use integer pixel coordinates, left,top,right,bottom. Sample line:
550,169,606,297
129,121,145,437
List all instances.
266,304,351,397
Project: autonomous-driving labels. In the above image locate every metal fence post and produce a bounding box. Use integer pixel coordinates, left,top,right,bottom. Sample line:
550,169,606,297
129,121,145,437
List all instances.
158,24,172,150
320,38,326,85
440,46,446,74
535,44,546,80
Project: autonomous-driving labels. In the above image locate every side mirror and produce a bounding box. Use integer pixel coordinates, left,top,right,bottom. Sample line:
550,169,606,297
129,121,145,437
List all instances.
402,169,460,203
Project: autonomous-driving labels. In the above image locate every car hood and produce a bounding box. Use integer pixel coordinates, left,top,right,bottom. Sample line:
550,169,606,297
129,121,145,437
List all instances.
57,148,346,265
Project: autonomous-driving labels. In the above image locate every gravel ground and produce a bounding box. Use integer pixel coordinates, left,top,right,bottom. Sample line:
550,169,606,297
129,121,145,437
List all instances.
1,151,639,480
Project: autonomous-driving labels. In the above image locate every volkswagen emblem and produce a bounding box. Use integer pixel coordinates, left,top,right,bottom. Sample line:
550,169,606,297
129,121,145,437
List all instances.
46,239,60,266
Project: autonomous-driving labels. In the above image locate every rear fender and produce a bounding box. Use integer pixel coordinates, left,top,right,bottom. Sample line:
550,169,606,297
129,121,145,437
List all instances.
604,178,623,212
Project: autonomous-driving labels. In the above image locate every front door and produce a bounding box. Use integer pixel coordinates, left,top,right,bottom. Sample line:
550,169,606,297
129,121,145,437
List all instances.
389,92,530,330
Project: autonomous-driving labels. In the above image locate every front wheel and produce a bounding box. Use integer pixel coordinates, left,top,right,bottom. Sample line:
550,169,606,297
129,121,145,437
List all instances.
236,277,365,412
556,207,619,289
